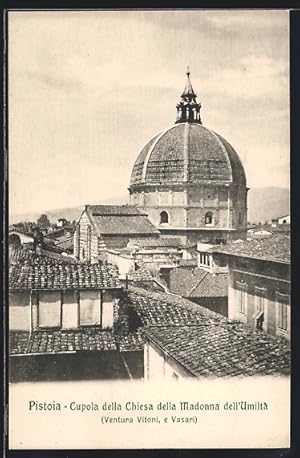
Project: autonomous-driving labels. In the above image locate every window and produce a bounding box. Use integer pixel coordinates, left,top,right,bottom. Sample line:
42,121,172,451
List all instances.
277,303,288,331
253,287,266,330
102,292,114,329
39,292,61,328
9,292,31,331
205,212,213,225
199,252,211,267
160,211,169,224
238,212,242,225
236,282,247,314
256,292,264,312
82,248,85,259
79,291,101,326
62,291,79,329
276,293,289,332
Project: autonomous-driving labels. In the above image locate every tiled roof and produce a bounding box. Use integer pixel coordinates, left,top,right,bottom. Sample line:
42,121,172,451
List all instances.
53,237,74,251
189,272,228,298
128,237,182,248
10,329,117,355
168,267,207,297
118,330,144,352
88,205,148,216
126,287,290,376
248,224,290,235
127,287,223,326
144,324,290,378
127,267,154,282
39,248,76,263
41,240,67,254
213,234,290,264
9,247,121,291
9,227,35,238
177,259,198,267
269,224,290,233
130,123,246,187
86,206,159,236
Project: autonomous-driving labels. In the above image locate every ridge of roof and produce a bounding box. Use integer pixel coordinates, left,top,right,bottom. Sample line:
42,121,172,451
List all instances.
87,204,148,216
188,271,209,296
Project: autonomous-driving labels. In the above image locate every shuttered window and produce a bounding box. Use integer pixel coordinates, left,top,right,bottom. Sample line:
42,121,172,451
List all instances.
39,292,61,328
277,303,288,330
255,287,265,312
236,282,247,314
62,291,78,329
276,293,289,331
79,290,101,326
102,292,114,329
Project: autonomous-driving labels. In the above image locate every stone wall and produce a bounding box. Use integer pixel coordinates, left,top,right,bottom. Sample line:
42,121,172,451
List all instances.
76,211,99,261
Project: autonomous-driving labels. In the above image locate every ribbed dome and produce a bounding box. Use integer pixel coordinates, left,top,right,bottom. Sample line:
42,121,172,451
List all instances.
130,123,246,187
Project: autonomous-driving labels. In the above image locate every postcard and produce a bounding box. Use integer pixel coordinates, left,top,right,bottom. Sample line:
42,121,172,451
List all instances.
7,9,290,449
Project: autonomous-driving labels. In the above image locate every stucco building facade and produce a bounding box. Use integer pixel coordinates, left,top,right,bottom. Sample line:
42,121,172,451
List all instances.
212,234,291,340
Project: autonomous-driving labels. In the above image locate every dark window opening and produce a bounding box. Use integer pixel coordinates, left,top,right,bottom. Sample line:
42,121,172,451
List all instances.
256,313,264,330
160,211,169,224
205,212,213,225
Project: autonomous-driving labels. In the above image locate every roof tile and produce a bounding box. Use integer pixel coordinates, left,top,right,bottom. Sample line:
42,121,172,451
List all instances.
10,329,117,355
213,234,290,263
144,324,290,378
9,247,121,290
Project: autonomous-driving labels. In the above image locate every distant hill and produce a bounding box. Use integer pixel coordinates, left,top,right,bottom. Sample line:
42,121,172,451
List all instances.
10,187,289,226
248,187,290,224
9,194,129,224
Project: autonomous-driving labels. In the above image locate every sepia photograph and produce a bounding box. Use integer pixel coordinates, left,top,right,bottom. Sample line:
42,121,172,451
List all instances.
7,9,291,449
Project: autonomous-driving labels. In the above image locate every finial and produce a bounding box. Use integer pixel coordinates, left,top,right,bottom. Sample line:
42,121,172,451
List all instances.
186,65,190,77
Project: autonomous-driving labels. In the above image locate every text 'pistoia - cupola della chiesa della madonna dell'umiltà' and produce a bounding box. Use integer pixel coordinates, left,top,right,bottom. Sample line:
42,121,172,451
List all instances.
129,70,248,245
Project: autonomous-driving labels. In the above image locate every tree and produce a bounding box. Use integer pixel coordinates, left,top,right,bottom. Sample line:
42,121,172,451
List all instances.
37,214,50,228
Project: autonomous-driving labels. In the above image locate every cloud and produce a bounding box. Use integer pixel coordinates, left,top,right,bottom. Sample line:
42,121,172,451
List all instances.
24,70,83,92
200,55,288,102
8,11,290,215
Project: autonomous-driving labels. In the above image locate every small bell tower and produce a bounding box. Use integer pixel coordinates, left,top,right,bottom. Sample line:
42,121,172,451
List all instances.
176,67,202,124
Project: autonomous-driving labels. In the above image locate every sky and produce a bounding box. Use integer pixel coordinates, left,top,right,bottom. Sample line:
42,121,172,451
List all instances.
8,10,290,216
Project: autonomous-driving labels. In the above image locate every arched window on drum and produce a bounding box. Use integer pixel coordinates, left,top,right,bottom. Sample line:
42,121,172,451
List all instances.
205,211,214,225
160,211,169,224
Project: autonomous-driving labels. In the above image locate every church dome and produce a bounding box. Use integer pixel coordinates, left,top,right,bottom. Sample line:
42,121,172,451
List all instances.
130,69,246,189
130,123,246,187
